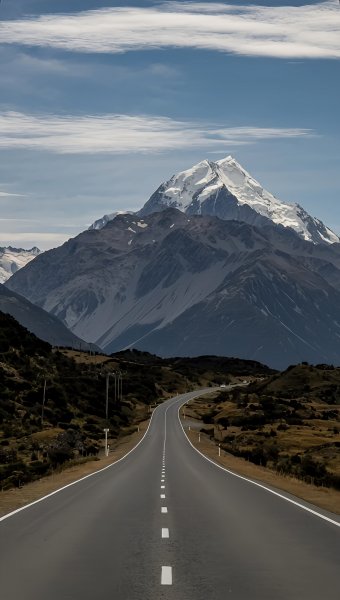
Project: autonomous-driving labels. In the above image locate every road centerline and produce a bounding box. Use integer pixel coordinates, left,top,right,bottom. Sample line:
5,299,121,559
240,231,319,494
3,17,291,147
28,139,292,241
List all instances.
161,566,172,585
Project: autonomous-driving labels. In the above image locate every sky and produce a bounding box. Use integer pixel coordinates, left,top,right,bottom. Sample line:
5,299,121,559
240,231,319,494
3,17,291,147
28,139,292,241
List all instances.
0,0,339,250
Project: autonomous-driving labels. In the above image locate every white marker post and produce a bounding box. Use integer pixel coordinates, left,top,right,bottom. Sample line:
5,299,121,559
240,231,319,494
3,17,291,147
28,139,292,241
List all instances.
218,443,221,457
198,432,201,443
104,428,109,457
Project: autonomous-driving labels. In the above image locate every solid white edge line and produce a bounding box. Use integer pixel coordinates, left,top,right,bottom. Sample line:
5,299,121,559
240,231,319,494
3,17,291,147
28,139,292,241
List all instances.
0,403,163,523
177,397,340,529
161,566,172,585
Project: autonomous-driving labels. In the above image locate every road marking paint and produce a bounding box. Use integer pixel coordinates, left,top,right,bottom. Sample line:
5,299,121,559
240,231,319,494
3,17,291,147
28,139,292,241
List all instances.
161,566,172,585
160,494,166,499
162,528,169,538
161,507,168,513
178,399,340,529
161,479,165,482
161,485,165,489
0,402,163,524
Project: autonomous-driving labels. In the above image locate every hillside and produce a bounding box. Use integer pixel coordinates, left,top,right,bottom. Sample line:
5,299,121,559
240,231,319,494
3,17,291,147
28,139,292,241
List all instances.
189,363,340,490
0,314,271,490
0,283,93,350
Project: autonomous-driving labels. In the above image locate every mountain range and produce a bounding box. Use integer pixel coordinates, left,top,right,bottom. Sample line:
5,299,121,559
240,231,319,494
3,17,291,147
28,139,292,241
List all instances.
6,205,340,369
3,156,340,367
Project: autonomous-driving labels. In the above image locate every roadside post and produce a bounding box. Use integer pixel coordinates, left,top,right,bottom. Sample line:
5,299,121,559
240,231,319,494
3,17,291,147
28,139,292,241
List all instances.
104,428,109,457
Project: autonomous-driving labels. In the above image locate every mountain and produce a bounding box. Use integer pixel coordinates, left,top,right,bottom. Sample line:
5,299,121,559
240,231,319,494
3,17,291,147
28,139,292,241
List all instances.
140,156,339,245
5,209,340,369
89,211,134,231
0,284,94,350
0,246,42,284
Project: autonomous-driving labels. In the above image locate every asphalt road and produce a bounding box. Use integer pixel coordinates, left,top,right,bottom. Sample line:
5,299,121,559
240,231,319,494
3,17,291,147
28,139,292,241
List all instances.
0,390,339,600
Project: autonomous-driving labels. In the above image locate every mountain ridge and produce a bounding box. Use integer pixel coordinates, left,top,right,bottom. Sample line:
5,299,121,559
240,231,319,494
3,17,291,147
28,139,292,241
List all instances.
0,246,42,284
6,208,340,369
139,156,339,245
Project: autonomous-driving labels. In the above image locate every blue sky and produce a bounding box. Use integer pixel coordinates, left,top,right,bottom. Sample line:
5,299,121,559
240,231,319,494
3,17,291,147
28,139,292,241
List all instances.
0,0,339,249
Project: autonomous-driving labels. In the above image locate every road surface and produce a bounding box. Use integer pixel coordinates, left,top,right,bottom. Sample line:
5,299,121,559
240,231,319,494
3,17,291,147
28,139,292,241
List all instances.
0,390,339,599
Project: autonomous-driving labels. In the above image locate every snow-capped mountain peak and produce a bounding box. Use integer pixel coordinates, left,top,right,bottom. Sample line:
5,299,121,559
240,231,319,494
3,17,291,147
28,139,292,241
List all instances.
0,246,42,284
140,156,339,245
89,211,134,231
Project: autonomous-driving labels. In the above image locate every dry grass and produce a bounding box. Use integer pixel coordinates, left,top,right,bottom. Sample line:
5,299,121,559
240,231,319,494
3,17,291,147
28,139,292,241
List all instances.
56,349,115,366
0,419,149,518
183,417,340,516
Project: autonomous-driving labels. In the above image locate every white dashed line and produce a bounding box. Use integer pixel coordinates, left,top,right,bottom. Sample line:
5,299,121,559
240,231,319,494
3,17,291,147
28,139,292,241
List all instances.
161,507,168,513
162,528,169,538
160,494,166,499
161,479,165,483
161,485,165,489
161,566,172,585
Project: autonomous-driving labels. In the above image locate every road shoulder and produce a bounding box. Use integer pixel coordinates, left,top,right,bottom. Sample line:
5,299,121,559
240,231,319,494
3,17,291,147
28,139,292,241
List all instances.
0,419,149,518
181,414,340,516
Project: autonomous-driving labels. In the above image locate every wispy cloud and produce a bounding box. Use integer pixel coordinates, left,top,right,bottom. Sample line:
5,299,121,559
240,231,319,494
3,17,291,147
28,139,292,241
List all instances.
0,2,339,59
0,190,24,197
0,111,312,154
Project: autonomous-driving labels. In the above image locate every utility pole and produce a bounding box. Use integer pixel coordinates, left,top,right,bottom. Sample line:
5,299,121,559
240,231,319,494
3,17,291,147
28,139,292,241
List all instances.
105,373,109,423
41,378,47,429
118,372,123,403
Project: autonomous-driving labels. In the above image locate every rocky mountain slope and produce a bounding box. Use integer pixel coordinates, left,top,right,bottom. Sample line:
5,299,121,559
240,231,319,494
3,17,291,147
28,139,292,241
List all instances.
6,209,340,369
0,246,42,284
140,156,339,245
89,211,133,231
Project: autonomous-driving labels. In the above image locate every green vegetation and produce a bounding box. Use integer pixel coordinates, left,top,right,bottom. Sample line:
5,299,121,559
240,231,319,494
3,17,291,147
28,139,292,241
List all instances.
0,314,272,491
191,364,340,490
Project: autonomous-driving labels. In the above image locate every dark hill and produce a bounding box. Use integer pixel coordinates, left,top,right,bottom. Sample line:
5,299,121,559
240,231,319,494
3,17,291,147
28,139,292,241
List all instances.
0,312,272,490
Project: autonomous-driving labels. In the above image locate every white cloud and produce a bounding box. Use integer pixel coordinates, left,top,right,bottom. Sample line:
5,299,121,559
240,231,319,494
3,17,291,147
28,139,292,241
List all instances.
0,2,339,59
0,111,312,154
0,190,24,197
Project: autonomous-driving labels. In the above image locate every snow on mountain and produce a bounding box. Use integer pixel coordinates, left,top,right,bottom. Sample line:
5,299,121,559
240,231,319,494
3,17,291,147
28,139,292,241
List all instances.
140,156,339,245
89,211,134,231
0,246,42,284
6,209,340,369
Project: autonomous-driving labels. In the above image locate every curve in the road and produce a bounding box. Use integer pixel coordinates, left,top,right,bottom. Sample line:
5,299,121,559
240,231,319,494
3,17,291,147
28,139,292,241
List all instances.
0,389,339,600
